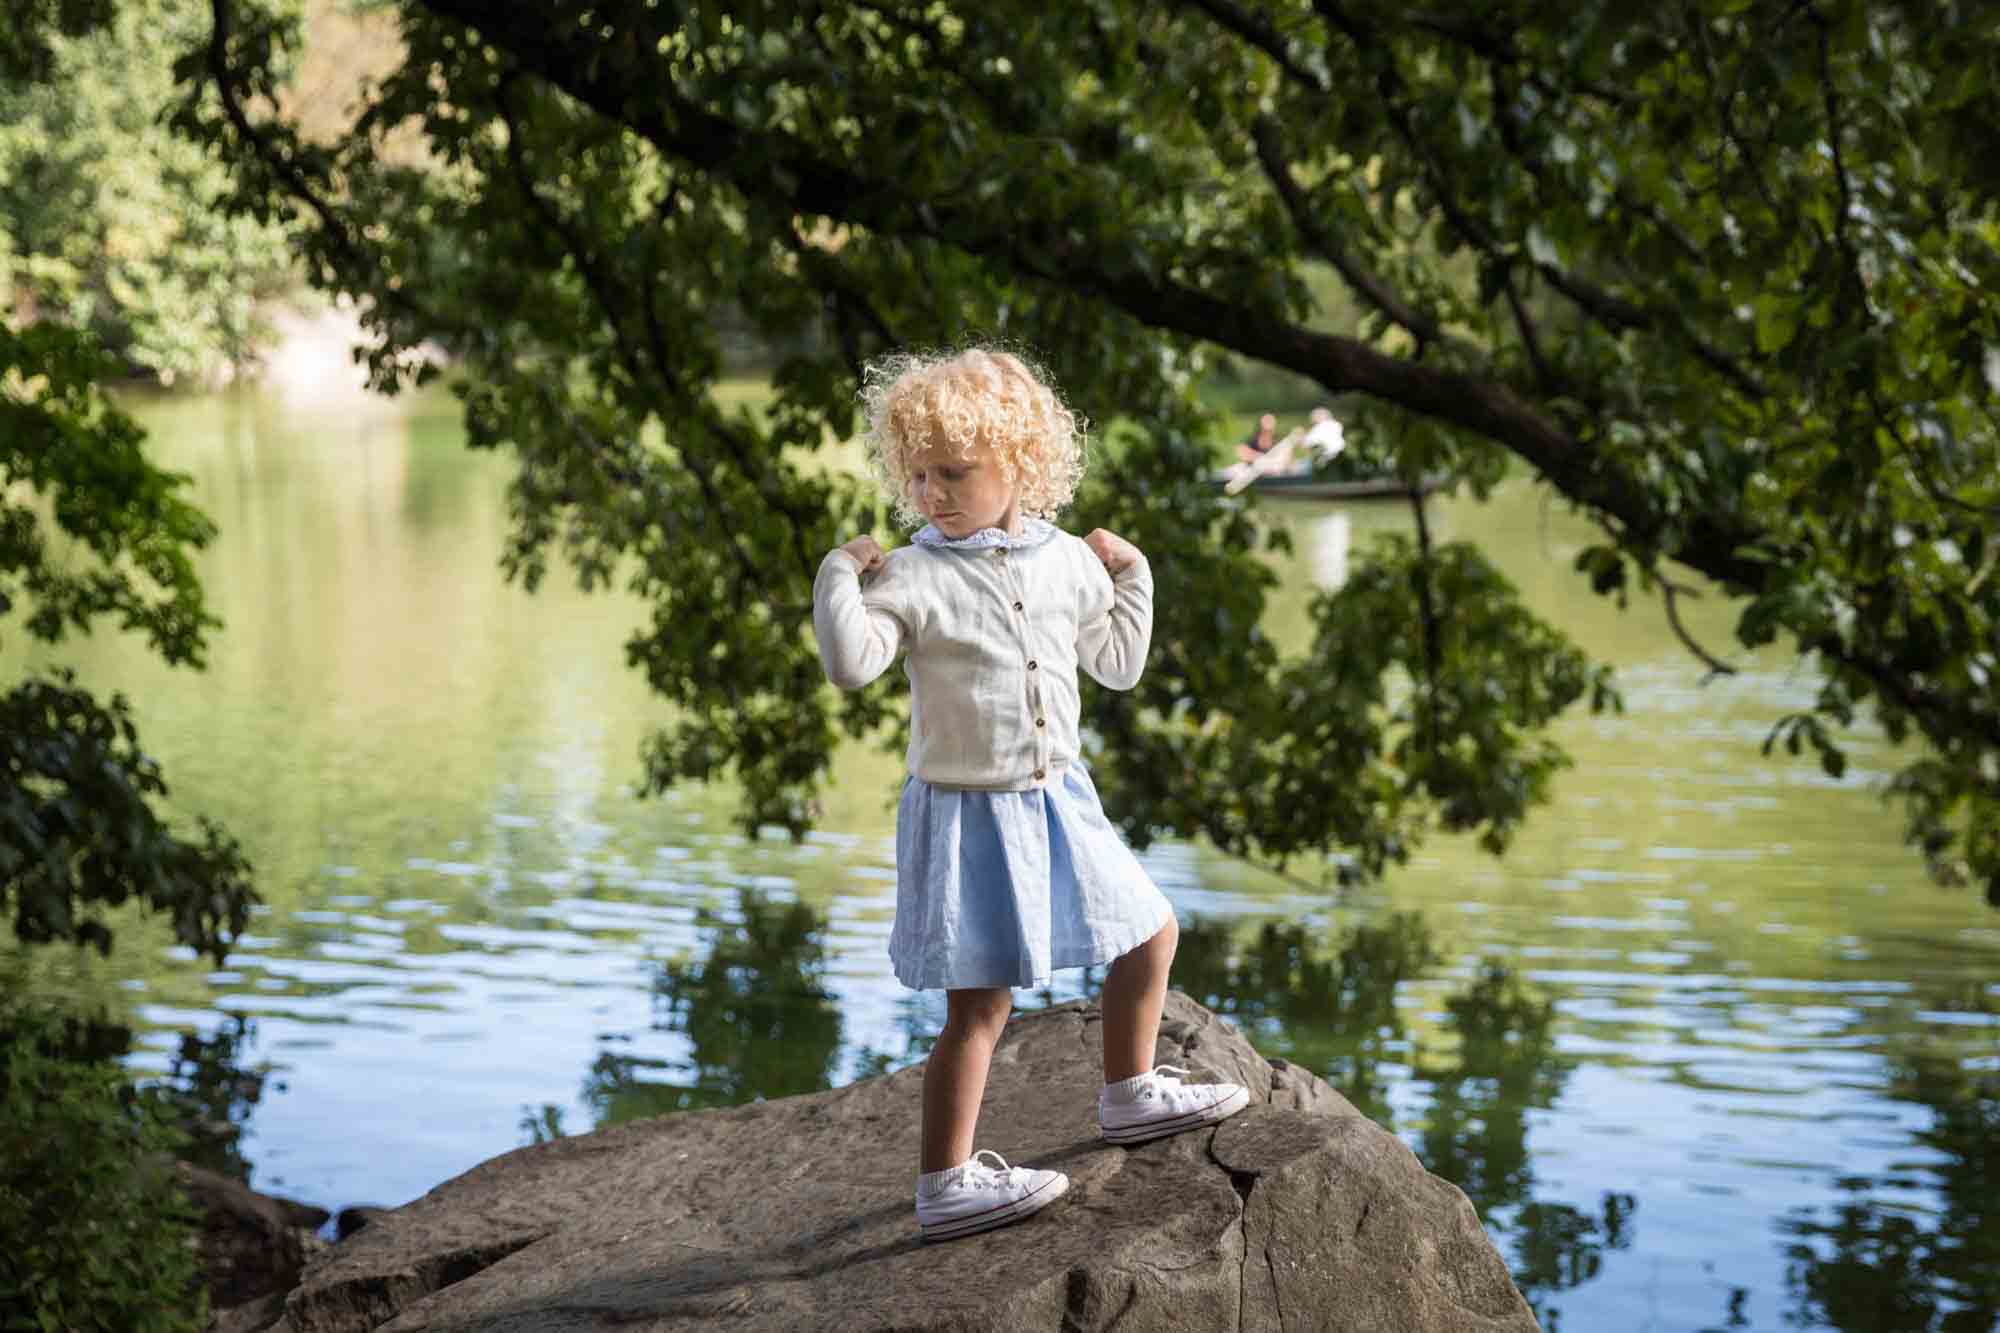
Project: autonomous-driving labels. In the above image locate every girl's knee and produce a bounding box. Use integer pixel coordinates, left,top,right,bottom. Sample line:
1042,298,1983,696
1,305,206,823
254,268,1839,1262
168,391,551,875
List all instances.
1111,914,1178,973
944,987,1012,1042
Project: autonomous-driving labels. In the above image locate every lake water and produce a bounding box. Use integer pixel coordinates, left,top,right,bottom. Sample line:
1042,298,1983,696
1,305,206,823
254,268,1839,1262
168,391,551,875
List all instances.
6,373,1995,1332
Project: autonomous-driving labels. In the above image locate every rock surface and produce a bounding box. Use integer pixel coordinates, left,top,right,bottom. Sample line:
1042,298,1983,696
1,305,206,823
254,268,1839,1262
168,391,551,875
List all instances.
260,992,1538,1332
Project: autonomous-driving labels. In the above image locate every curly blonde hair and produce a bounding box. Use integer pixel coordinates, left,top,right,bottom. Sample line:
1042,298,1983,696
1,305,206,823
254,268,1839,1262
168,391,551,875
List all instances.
859,347,1087,529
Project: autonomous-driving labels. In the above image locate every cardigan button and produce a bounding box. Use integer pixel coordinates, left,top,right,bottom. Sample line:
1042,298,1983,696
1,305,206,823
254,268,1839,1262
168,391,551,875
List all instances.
1012,600,1024,612
1035,717,1045,727
1034,768,1046,781
1027,660,1038,671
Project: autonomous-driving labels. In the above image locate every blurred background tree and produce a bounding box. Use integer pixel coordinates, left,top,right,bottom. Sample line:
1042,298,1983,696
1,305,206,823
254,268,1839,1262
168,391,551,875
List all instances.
2,0,257,976
0,0,296,385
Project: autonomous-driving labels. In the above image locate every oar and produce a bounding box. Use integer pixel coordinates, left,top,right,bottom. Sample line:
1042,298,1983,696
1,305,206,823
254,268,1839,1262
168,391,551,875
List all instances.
1224,427,1306,495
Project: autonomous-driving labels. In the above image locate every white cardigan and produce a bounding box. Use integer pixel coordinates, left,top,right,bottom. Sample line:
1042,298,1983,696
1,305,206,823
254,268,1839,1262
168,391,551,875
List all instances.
812,525,1153,791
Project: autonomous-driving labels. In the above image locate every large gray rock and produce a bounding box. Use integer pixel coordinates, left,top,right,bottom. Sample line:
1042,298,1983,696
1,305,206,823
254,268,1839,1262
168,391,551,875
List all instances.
264,993,1537,1332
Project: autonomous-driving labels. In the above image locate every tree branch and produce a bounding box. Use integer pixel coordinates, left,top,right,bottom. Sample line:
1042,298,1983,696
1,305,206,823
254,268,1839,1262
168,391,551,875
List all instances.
1502,277,1555,393
1808,3,1869,322
1396,9,1635,107
1483,60,1768,406
1180,0,1328,92
203,0,422,331
270,1,1999,764
504,84,835,597
1313,1,1670,377
408,0,1777,608
775,222,900,379
1408,471,1442,753
1248,115,1457,354
1659,578,1737,680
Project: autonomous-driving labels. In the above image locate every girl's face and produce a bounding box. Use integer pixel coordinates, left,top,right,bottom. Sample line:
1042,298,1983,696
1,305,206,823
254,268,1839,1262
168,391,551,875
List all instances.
908,439,1020,539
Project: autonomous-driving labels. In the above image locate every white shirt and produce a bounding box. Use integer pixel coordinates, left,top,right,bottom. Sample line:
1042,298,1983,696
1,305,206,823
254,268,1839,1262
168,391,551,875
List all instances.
812,520,1153,790
1303,418,1346,460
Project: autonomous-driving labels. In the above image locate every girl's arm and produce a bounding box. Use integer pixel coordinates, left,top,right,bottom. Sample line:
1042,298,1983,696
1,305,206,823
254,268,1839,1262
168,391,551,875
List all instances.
812,544,909,689
1077,532,1153,690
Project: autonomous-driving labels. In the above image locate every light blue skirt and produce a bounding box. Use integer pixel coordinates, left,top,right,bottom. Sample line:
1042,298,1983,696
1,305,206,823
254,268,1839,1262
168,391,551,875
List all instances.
890,763,1176,991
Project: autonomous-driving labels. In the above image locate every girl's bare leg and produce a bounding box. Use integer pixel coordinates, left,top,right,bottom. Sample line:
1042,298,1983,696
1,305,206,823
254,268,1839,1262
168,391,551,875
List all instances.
921,986,1014,1173
1098,915,1180,1084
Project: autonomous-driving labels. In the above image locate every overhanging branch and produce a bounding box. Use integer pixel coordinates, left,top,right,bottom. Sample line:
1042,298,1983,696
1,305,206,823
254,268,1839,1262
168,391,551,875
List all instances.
1179,0,1328,92
405,0,1774,605
217,0,2000,760
1249,114,1461,357
1659,578,1737,681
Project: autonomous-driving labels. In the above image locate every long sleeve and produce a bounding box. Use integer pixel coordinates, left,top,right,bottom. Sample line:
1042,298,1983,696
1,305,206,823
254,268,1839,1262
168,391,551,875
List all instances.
1076,554,1153,690
812,549,910,690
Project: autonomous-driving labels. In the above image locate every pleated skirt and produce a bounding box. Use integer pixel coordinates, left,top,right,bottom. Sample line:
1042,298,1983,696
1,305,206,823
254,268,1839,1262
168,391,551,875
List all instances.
890,763,1176,991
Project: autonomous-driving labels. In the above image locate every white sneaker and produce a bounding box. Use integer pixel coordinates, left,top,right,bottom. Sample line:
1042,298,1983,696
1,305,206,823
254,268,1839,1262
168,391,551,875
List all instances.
1098,1064,1251,1145
915,1150,1070,1242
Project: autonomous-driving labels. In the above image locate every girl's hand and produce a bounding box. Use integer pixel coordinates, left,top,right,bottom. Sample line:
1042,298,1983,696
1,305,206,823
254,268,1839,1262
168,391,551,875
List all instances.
1084,528,1142,576
839,535,886,575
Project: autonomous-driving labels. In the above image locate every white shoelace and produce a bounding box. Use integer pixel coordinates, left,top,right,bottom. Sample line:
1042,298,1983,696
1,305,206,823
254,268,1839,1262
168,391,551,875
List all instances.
964,1149,1026,1189
1140,1064,1191,1099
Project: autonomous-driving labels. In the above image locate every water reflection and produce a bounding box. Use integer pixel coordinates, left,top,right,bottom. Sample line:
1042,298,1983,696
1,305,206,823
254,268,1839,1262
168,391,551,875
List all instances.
1779,1030,1999,1332
1415,964,1633,1329
1309,510,1351,588
1177,914,1635,1326
1418,965,1567,1210
1176,913,1437,1123
0,1007,272,1183
582,889,843,1126
142,1014,275,1183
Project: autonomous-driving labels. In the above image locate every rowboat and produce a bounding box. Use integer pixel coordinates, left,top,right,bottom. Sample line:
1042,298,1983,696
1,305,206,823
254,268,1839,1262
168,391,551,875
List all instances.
1212,416,1446,500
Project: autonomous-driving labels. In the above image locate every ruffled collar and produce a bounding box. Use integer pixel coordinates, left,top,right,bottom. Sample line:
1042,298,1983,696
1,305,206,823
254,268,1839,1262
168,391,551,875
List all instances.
912,517,1058,551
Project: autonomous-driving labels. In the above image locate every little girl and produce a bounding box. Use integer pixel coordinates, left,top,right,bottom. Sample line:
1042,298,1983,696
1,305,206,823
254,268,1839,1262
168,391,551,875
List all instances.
812,348,1249,1242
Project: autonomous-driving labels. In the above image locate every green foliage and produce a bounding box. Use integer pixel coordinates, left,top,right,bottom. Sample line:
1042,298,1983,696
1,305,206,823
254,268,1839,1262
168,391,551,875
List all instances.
0,1,116,84
0,17,260,968
0,0,296,383
0,322,218,666
174,0,2000,901
0,672,255,963
1093,530,1616,879
0,1004,205,1333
